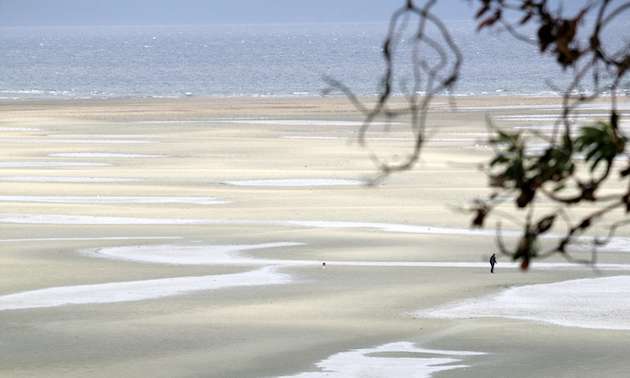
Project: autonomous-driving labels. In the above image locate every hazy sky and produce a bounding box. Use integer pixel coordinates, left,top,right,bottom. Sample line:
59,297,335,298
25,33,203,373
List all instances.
0,0,479,27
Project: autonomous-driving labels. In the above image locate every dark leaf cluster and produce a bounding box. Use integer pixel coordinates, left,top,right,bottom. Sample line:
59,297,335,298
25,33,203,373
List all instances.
487,129,575,208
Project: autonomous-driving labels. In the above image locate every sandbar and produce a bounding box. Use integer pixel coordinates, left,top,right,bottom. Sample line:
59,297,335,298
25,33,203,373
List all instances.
1,95,629,378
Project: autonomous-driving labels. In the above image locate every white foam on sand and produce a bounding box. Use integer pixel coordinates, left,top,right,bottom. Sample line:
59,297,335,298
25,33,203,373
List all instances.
512,124,581,131
0,127,43,131
0,162,110,167
82,244,630,271
0,215,515,237
583,237,630,252
8,215,630,255
203,119,400,126
49,152,167,158
0,267,290,311
0,232,627,330
0,196,230,205
83,242,305,265
218,179,367,187
417,276,630,330
0,177,143,183
277,341,485,378
0,237,181,243
282,136,478,142
458,103,630,111
1,138,155,144
459,104,564,111
135,119,399,126
49,134,168,138
493,114,608,122
281,136,401,140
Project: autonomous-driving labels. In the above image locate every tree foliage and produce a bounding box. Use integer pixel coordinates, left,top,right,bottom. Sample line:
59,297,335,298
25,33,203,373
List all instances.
325,0,630,269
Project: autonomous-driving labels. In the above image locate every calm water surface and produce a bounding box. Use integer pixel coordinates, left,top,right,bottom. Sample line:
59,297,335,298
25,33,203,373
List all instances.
1,20,628,99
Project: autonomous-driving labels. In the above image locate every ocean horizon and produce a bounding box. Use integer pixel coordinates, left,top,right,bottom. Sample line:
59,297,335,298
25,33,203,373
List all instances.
1,19,628,100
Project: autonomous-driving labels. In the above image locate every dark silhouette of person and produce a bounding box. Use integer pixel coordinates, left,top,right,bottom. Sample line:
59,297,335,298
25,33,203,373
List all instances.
490,254,497,273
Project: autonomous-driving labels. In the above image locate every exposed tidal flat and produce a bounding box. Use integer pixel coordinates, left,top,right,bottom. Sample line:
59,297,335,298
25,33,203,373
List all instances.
1,96,630,378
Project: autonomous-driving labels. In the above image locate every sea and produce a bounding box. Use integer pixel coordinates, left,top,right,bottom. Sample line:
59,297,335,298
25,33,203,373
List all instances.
1,19,628,100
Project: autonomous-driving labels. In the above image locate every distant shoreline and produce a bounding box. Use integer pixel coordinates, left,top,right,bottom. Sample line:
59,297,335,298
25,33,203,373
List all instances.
3,91,627,103
1,94,624,111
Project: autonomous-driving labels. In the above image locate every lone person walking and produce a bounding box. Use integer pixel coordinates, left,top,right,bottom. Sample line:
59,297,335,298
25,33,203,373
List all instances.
490,253,497,273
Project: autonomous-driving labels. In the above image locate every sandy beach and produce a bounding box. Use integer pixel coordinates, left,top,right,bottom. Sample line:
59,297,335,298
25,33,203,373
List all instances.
1,95,629,378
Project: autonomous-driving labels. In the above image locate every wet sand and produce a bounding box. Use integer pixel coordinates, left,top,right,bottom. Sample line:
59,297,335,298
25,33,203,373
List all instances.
1,96,629,377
